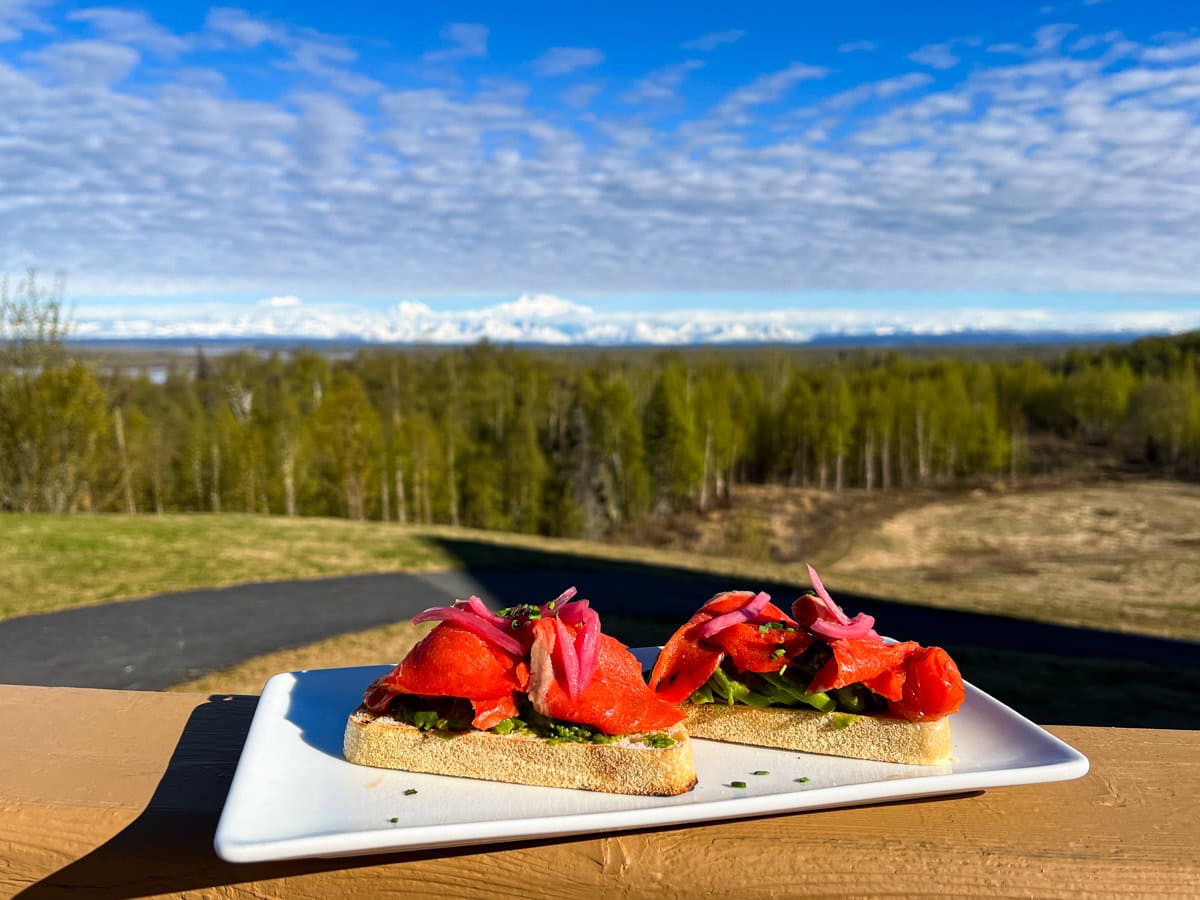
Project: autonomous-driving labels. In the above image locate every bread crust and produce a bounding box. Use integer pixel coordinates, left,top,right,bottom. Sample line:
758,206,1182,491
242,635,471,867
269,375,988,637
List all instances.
343,706,697,795
684,704,952,765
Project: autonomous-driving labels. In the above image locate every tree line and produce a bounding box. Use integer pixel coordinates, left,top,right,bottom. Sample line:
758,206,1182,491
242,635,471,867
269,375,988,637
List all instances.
3,273,1199,535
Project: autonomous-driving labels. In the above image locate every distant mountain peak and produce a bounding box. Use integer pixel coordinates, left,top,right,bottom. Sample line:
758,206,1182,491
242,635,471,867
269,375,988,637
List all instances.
68,295,1200,346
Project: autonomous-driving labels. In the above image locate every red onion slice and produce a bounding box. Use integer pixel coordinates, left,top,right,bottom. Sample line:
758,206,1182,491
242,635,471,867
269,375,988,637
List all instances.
544,586,578,615
412,605,524,656
806,564,851,625
553,615,581,698
796,565,882,642
574,607,601,692
454,594,508,628
809,612,877,641
557,596,591,625
696,591,772,640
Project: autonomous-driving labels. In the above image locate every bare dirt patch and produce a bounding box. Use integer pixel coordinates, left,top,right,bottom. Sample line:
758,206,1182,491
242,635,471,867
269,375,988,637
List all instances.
616,479,1200,641
825,481,1200,640
618,484,936,568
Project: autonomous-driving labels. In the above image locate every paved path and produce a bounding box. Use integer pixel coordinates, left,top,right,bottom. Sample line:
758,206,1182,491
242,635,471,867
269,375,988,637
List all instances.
1,566,1196,692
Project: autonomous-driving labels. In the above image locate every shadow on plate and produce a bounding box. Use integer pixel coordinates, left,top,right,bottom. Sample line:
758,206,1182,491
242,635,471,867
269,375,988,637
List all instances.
283,665,392,759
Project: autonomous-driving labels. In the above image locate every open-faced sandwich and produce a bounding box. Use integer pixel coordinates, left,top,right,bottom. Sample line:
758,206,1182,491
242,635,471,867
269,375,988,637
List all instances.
344,588,696,795
648,566,964,765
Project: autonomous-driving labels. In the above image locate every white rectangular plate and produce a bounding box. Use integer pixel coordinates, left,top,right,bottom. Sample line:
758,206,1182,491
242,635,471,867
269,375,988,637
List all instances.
215,650,1088,862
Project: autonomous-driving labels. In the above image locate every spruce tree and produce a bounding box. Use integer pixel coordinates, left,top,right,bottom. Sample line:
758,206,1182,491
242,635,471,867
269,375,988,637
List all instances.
642,362,703,511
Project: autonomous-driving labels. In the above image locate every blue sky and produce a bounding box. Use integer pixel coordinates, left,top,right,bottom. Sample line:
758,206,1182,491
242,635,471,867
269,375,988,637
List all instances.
3,1,1200,342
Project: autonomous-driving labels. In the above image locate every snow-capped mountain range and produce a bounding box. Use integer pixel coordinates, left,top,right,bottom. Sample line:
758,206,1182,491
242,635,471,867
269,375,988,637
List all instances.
70,294,1200,346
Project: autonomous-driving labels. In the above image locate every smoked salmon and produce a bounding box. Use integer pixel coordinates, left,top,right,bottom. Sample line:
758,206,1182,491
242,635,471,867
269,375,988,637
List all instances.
364,590,685,735
649,567,965,722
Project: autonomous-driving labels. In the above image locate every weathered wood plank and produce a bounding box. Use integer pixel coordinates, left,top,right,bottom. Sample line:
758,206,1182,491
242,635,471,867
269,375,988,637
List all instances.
0,686,1196,899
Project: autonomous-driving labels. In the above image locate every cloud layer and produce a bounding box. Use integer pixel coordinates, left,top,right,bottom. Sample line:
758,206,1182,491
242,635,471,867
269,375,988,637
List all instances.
3,8,1200,306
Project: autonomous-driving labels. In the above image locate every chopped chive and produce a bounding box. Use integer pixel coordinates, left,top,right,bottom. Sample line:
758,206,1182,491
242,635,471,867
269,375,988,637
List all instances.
730,781,747,789
404,789,418,796
753,770,769,776
831,712,857,730
796,776,811,783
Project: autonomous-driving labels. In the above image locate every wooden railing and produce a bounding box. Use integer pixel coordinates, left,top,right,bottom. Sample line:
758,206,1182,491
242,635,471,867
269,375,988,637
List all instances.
1,684,1196,898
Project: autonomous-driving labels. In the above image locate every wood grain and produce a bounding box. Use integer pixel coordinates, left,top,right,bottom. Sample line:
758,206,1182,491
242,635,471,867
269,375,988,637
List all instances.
0,685,1197,899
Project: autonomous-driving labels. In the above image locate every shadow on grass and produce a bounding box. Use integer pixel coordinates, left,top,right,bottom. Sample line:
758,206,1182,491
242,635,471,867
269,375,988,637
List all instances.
428,537,1200,730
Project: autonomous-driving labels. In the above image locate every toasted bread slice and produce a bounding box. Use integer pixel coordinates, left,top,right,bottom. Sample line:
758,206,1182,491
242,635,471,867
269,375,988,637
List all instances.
684,704,952,765
344,706,697,796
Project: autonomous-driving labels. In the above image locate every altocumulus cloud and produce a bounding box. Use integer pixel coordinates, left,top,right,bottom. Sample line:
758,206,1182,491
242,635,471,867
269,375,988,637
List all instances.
3,7,1200,304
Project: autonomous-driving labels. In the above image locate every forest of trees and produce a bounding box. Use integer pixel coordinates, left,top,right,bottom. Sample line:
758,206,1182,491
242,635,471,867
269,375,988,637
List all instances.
3,271,1200,537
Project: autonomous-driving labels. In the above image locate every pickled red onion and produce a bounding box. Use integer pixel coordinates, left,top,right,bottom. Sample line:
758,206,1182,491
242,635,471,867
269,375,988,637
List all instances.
553,615,581,698
797,564,881,642
412,605,524,656
809,612,877,641
806,564,851,625
454,594,508,628
556,595,590,624
544,585,578,614
696,591,771,639
574,606,601,692
546,591,599,692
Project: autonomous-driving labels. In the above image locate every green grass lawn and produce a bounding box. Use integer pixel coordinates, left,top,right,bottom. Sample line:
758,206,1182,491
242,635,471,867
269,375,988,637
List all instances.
0,514,462,620
5,481,1200,644
0,512,794,620
6,488,1199,729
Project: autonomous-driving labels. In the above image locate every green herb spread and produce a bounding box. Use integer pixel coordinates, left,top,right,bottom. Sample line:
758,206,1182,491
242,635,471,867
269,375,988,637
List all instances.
386,695,662,746
686,644,888,716
641,732,676,749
